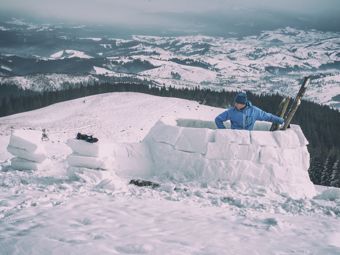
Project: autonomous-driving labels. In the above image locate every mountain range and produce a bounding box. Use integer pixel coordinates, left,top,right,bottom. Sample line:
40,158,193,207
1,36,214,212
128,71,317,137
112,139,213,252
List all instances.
0,18,339,109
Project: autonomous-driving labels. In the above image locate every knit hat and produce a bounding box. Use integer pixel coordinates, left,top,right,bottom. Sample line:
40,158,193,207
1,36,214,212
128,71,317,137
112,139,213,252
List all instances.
234,92,248,105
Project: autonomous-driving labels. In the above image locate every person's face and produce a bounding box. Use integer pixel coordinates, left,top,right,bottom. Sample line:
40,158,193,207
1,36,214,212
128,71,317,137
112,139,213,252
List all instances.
234,102,246,110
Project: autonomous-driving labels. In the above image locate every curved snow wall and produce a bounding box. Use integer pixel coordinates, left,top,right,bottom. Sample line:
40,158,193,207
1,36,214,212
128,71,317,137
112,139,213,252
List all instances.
143,117,316,198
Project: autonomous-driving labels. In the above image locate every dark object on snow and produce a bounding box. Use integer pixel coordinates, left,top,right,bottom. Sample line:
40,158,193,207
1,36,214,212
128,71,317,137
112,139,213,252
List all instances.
41,128,49,141
76,132,98,143
282,76,310,130
129,179,160,188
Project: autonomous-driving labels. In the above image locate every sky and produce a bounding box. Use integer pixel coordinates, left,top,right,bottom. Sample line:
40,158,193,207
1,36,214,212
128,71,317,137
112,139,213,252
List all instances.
0,0,339,35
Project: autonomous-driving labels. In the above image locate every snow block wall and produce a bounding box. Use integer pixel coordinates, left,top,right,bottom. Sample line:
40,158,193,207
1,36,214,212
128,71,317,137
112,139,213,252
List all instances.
7,129,48,171
142,118,316,199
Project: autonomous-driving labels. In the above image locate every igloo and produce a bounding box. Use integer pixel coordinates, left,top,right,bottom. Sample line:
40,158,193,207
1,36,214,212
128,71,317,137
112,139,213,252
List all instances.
113,117,316,199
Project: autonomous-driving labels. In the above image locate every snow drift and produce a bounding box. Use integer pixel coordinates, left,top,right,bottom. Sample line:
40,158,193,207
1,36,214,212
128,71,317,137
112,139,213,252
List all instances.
114,117,316,199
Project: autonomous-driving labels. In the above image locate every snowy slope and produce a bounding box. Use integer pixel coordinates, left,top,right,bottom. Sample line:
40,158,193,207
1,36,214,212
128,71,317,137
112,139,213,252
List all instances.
0,93,340,254
1,24,339,109
0,74,98,91
50,50,93,59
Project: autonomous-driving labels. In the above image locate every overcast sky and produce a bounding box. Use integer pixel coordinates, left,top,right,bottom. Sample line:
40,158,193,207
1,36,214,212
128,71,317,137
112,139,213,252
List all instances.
1,0,339,34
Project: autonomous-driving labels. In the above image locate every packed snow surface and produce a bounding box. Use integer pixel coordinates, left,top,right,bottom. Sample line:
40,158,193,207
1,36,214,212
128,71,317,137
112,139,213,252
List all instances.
0,92,339,254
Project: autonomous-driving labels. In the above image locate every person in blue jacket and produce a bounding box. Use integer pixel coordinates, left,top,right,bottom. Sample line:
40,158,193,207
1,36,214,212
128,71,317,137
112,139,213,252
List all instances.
215,92,284,130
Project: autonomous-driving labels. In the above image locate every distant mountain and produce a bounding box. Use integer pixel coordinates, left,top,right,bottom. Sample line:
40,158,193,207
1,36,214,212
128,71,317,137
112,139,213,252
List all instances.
0,19,339,109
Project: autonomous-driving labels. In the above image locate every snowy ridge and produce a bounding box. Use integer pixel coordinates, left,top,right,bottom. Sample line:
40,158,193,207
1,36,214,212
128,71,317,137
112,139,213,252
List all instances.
0,92,339,254
50,50,93,60
1,25,339,108
0,74,98,91
122,28,340,107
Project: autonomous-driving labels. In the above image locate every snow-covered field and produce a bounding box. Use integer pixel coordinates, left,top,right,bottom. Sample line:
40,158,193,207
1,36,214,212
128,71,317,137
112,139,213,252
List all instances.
0,92,340,254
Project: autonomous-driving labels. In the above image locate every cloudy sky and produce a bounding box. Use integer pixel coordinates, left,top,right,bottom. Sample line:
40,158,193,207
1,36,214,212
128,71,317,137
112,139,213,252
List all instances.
1,0,339,35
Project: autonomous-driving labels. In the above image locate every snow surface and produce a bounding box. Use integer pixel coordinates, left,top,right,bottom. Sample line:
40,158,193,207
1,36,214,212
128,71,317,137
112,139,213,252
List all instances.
0,92,340,254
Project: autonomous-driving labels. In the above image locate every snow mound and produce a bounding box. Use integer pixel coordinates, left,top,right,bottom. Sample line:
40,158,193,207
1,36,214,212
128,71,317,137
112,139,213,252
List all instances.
121,117,315,199
67,167,128,192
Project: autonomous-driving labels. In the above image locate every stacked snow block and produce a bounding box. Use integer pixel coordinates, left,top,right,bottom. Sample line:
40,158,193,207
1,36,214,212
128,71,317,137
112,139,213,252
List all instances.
66,138,109,170
142,117,316,199
7,129,47,171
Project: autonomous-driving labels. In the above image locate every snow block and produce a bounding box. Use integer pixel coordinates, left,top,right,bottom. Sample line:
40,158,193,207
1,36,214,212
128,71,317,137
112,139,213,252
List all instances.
273,129,301,148
215,129,250,145
206,143,259,161
7,145,47,163
112,143,152,178
281,147,308,170
150,142,207,181
250,131,278,147
66,138,110,157
67,154,109,170
175,127,212,154
206,143,235,160
9,129,42,152
143,120,182,146
259,147,282,165
253,121,272,131
176,118,217,129
11,157,48,171
291,125,309,146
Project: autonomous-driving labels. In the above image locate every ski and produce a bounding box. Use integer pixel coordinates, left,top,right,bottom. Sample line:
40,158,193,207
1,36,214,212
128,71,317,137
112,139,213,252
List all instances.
270,96,290,131
281,76,310,130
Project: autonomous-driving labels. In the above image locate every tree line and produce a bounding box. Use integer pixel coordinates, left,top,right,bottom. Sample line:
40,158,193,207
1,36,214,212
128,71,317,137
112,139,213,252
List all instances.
0,81,339,187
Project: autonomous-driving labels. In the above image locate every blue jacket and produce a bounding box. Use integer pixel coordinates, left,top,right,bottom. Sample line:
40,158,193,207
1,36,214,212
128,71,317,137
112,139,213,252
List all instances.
215,102,284,130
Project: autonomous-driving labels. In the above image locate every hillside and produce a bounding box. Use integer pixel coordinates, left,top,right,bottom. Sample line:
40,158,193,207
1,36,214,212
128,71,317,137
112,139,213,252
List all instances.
1,19,339,109
0,92,340,254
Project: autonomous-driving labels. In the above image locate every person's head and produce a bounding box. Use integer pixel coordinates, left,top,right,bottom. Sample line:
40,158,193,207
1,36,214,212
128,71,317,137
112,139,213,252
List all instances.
234,92,248,110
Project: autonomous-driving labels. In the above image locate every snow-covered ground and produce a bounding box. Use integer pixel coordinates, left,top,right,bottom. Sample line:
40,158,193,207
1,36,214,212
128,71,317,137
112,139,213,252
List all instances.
0,92,340,254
